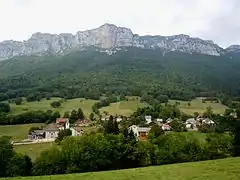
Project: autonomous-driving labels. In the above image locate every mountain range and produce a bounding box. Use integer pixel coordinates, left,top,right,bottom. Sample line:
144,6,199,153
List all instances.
1,23,240,59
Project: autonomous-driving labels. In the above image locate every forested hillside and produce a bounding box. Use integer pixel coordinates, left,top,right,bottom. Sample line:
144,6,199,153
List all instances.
0,48,240,104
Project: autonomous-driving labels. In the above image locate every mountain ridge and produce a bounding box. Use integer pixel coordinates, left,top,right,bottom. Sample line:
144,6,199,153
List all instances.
0,23,239,59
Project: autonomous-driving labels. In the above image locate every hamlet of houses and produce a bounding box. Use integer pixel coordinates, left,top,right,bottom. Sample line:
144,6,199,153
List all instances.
129,115,215,141
28,118,87,141
28,114,215,142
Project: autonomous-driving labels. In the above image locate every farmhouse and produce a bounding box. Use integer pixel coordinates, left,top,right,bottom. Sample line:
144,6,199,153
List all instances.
28,118,83,141
185,118,197,129
145,115,152,124
129,125,151,140
162,123,171,131
202,118,215,125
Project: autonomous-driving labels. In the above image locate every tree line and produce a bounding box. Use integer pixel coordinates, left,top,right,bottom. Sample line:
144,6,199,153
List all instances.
92,96,119,114
0,109,60,125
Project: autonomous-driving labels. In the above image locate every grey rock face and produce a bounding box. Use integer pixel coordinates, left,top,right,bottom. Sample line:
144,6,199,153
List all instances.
0,23,235,59
225,45,240,53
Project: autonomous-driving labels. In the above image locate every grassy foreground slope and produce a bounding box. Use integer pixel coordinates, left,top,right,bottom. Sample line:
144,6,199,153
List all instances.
6,157,240,180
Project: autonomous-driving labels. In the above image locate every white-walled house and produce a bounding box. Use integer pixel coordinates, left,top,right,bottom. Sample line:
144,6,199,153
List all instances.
185,118,197,129
145,116,152,124
128,125,151,140
70,127,83,136
44,123,59,139
202,118,215,125
28,118,83,141
162,123,171,131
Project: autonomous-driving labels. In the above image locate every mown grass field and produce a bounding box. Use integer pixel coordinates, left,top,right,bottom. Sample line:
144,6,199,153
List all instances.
6,97,227,117
100,99,148,116
9,98,98,116
5,157,240,180
168,97,227,115
0,123,44,140
14,142,54,160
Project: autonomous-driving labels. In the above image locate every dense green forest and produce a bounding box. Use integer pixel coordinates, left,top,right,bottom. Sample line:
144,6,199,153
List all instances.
0,48,240,105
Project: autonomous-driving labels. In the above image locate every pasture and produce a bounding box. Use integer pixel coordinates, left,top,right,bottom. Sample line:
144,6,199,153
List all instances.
168,97,227,115
6,157,240,180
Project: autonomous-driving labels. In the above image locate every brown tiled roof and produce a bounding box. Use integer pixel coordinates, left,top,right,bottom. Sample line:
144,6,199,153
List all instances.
74,127,83,133
56,118,68,123
43,123,59,131
74,119,89,126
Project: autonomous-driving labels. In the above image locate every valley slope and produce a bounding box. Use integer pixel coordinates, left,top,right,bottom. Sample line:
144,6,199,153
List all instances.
0,48,240,104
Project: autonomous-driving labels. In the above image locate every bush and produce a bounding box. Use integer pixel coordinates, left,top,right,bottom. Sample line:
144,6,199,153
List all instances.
55,129,72,144
7,153,32,177
50,101,61,108
0,103,11,113
153,133,204,165
14,98,23,105
148,124,164,142
198,124,215,133
205,133,233,159
170,120,187,132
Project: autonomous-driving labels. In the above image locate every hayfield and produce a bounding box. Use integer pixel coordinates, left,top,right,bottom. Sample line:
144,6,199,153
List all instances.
100,99,148,116
9,98,98,116
5,157,240,180
168,97,227,115
5,97,227,117
14,142,54,160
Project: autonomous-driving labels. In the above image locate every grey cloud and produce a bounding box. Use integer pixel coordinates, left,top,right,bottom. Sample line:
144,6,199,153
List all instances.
196,0,240,47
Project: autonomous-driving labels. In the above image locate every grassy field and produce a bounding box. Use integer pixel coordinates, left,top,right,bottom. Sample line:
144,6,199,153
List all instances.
0,123,44,140
14,142,54,160
5,157,240,180
168,97,227,115
8,97,147,117
9,98,98,116
100,99,148,116
6,97,227,117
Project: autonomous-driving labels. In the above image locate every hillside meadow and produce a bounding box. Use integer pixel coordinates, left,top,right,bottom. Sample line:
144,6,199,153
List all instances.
14,142,54,160
5,97,227,117
4,157,240,180
168,98,227,115
8,98,98,117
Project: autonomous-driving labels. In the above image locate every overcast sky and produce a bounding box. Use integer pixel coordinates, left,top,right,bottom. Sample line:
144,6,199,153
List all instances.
0,0,239,47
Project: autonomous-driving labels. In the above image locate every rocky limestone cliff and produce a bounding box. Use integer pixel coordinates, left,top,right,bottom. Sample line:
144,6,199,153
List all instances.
225,45,240,53
0,23,232,59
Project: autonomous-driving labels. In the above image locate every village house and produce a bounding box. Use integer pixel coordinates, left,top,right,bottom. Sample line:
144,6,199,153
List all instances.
71,126,83,136
74,119,89,127
145,115,152,124
162,123,171,131
28,130,45,140
129,125,151,140
28,118,83,141
166,118,173,123
44,123,59,139
116,117,122,122
185,118,197,129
